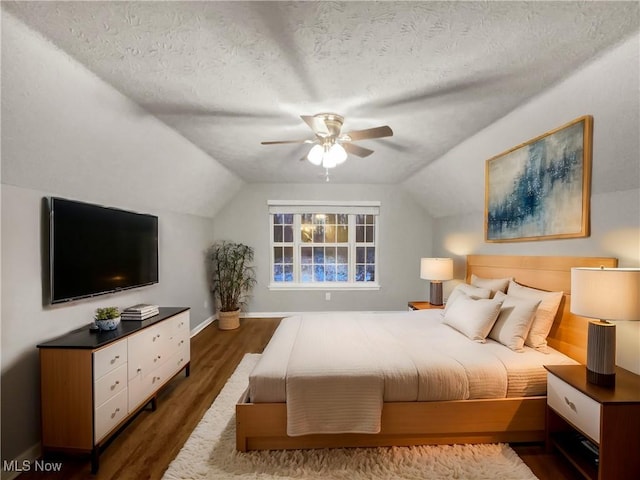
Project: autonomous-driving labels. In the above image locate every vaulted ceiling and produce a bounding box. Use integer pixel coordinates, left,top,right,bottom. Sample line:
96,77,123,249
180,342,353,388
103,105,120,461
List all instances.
3,1,639,185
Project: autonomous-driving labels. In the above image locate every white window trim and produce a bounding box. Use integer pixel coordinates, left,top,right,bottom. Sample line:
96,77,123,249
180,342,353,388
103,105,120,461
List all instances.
268,200,381,291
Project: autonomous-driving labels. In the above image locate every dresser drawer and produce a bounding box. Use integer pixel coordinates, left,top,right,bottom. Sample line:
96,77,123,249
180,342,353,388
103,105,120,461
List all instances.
160,343,190,380
94,363,127,408
128,369,167,412
169,311,189,337
547,373,601,443
93,340,127,380
94,388,128,443
128,322,169,378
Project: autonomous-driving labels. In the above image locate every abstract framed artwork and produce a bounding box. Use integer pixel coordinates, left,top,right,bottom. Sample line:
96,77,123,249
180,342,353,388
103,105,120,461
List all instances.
485,115,593,242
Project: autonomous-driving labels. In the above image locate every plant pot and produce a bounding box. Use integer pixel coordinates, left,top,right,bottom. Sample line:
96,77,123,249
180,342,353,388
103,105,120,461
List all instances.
95,316,121,331
218,309,240,330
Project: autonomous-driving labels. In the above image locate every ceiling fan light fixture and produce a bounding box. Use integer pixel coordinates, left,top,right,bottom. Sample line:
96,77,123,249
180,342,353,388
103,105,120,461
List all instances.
329,143,347,165
322,155,337,169
307,144,324,165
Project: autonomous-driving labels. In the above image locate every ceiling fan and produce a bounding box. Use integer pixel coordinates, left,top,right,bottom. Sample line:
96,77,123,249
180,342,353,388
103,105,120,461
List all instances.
261,113,393,169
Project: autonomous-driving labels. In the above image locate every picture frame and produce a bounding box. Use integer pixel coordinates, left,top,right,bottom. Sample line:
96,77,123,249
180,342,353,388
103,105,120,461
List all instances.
485,115,593,243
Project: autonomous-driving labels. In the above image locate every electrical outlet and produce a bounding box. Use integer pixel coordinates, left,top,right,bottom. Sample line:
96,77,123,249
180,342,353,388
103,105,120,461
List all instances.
325,292,331,301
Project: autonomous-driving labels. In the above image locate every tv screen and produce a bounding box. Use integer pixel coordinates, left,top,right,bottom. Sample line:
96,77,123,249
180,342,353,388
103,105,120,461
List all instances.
48,197,159,304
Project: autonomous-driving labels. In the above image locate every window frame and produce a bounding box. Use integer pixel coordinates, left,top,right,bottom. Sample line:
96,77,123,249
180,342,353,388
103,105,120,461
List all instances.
268,200,381,291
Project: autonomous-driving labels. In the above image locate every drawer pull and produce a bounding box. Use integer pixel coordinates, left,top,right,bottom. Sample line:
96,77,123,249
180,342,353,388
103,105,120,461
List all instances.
110,355,120,364
111,408,121,419
137,367,142,373
110,381,120,390
564,396,577,412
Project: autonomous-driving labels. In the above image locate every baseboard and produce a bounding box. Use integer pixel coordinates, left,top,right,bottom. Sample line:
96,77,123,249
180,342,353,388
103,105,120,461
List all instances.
1,443,41,480
190,315,215,338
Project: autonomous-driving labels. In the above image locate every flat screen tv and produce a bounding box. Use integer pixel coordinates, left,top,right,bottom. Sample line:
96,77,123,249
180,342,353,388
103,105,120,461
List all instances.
48,197,159,304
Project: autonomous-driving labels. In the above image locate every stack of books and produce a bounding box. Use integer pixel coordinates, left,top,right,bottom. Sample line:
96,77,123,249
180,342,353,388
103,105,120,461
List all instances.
121,304,159,321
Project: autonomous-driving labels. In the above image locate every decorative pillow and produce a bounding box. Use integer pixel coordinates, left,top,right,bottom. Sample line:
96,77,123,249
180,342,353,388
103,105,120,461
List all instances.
489,291,541,352
507,280,563,349
444,283,492,314
442,295,504,342
470,274,511,298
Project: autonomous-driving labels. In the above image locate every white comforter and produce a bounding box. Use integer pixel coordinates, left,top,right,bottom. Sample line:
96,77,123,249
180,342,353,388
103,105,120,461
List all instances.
248,311,575,437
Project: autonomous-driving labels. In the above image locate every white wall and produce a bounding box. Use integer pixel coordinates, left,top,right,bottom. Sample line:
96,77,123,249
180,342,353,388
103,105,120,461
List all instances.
403,32,640,219
413,33,640,373
0,13,230,466
212,183,434,312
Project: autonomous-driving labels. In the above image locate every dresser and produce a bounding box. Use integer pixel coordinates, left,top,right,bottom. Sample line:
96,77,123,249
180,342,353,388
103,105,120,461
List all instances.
545,364,640,480
38,307,190,472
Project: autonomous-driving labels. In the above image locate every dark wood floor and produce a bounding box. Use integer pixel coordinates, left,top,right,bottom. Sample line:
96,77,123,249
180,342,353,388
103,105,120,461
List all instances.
18,317,582,480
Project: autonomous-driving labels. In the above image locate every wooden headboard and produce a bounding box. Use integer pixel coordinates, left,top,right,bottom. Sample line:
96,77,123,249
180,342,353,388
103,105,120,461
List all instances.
466,255,618,364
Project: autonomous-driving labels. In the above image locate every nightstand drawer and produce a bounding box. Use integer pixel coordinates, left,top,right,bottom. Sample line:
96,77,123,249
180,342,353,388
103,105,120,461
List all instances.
547,373,601,443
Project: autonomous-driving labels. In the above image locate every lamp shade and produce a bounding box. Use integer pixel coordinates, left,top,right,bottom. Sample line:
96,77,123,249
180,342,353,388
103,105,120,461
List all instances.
328,143,347,165
571,268,640,321
420,258,453,281
307,144,324,166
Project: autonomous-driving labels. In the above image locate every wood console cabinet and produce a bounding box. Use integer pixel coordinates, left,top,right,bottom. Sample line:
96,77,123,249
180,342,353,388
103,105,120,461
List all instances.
38,307,190,472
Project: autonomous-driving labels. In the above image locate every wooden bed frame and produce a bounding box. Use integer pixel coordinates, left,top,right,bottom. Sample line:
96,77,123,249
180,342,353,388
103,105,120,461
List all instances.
236,254,617,452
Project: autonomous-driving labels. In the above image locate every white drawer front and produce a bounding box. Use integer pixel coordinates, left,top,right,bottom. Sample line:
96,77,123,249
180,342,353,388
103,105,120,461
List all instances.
94,388,128,443
93,340,127,380
94,363,127,408
128,323,169,379
160,343,190,380
128,369,166,412
547,373,601,443
169,311,189,338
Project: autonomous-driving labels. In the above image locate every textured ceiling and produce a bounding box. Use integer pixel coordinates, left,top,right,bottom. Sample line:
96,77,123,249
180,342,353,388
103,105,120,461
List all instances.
3,1,639,184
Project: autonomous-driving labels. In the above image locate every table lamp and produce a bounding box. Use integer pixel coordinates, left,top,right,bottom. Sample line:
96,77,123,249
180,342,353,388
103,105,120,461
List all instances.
570,267,640,387
420,258,453,306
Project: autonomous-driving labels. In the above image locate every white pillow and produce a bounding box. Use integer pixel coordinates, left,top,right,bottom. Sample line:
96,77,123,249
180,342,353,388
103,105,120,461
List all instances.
507,280,563,350
444,283,492,314
470,274,511,298
443,295,504,342
489,291,541,352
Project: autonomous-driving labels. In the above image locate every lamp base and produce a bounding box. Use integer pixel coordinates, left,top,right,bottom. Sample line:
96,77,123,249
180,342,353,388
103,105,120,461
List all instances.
586,320,616,388
586,369,616,387
430,281,443,306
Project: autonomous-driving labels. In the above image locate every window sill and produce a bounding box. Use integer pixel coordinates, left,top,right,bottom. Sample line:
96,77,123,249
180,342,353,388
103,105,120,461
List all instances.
268,282,381,291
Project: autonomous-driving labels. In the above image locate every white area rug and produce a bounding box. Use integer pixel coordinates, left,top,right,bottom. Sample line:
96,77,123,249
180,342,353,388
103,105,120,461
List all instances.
163,354,538,480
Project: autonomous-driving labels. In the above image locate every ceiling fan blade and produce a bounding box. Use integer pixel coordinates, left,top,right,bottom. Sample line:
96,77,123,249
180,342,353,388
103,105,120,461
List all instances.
301,115,330,135
344,125,393,141
342,142,374,158
261,139,315,145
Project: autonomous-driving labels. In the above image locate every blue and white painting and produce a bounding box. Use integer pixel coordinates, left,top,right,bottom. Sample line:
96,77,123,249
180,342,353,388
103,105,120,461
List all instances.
486,117,590,241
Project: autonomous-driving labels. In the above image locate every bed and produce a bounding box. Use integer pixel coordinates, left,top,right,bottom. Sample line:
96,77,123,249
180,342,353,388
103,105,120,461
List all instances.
236,254,617,451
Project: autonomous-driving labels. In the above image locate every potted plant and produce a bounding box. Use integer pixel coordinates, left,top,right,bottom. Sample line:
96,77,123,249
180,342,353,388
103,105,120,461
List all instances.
207,241,256,330
94,306,121,331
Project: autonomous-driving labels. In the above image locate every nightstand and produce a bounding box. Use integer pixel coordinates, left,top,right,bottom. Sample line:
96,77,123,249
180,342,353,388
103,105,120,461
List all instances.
545,364,640,480
408,301,444,311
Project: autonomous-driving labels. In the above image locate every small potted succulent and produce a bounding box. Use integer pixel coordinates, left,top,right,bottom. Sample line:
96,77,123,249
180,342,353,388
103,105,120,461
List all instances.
94,306,121,331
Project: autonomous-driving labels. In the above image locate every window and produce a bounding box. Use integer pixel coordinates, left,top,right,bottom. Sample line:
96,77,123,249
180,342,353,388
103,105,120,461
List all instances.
269,201,380,290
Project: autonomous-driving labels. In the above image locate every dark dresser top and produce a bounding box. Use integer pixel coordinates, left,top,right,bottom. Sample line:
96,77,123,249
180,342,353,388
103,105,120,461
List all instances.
37,307,190,350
